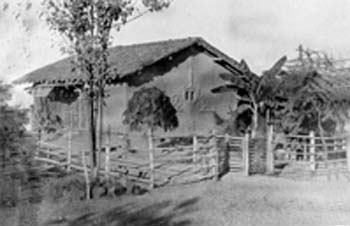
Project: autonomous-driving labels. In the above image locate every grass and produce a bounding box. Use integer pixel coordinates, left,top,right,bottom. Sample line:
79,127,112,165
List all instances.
6,174,344,226
2,171,350,226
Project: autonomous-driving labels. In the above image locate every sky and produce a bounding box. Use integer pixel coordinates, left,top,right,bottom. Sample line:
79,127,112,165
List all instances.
2,0,350,107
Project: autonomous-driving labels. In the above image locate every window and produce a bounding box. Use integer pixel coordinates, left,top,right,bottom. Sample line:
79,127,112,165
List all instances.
184,88,195,102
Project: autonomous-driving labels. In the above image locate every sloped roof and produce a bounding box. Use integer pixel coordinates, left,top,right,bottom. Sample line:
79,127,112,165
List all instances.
14,37,243,86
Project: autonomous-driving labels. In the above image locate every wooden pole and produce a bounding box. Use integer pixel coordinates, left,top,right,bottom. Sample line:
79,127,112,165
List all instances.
309,131,315,171
193,134,198,164
67,129,72,172
82,150,90,200
37,130,42,157
243,133,250,176
215,132,220,180
225,133,230,173
303,139,307,161
325,139,330,181
122,133,129,158
148,128,155,190
67,108,73,172
266,124,274,174
105,125,111,179
209,130,219,180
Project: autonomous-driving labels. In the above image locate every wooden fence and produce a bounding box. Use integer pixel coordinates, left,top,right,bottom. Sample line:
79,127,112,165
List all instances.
34,130,249,190
267,126,350,180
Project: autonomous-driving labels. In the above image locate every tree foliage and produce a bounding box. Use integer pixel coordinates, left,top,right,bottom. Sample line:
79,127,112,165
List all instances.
211,56,287,137
123,87,178,132
212,56,350,137
0,82,30,158
273,69,350,135
41,0,171,189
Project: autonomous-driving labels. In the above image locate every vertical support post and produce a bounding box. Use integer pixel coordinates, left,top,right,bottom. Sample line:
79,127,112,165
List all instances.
105,125,111,179
325,138,330,181
122,133,129,158
37,130,42,157
210,130,219,180
346,135,350,172
67,129,72,172
224,134,230,173
47,147,51,160
243,133,250,176
193,134,198,164
309,131,315,171
148,128,155,190
303,140,307,161
82,149,90,200
266,124,274,174
67,107,73,172
215,133,220,180
225,134,230,143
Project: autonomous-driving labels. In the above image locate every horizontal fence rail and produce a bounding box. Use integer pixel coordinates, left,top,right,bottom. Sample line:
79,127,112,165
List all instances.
33,129,249,190
269,128,350,181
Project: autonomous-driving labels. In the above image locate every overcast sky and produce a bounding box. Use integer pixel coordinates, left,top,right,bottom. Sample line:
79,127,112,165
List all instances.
2,0,350,107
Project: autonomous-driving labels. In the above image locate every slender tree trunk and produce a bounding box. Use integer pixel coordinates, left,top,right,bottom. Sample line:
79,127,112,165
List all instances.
97,85,103,177
88,88,97,198
89,0,98,186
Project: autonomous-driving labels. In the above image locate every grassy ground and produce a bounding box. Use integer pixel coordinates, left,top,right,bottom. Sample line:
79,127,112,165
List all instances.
2,174,350,226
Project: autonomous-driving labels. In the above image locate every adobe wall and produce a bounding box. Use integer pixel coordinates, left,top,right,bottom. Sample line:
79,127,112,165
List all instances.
103,52,236,137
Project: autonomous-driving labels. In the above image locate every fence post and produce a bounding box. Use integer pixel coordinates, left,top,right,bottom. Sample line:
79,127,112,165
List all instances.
148,128,155,190
225,134,230,173
122,133,130,158
243,133,250,176
67,129,72,172
37,130,42,158
346,134,350,172
193,134,198,164
82,149,90,200
210,130,219,180
325,139,330,181
215,133,220,180
309,131,316,171
266,124,274,174
105,125,111,179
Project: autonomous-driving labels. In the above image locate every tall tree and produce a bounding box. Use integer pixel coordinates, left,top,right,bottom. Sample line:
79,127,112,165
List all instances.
42,0,171,197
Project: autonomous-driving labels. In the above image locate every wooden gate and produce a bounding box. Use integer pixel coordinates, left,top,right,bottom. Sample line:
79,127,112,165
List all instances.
216,134,249,175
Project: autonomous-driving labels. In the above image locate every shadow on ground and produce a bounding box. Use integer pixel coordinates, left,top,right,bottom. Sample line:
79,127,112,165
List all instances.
45,197,199,226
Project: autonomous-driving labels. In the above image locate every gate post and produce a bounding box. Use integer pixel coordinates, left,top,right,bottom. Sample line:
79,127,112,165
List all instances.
243,133,250,176
309,131,316,171
266,124,274,174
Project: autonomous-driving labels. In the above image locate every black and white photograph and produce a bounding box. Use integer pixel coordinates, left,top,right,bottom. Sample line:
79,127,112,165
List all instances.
1,0,350,225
